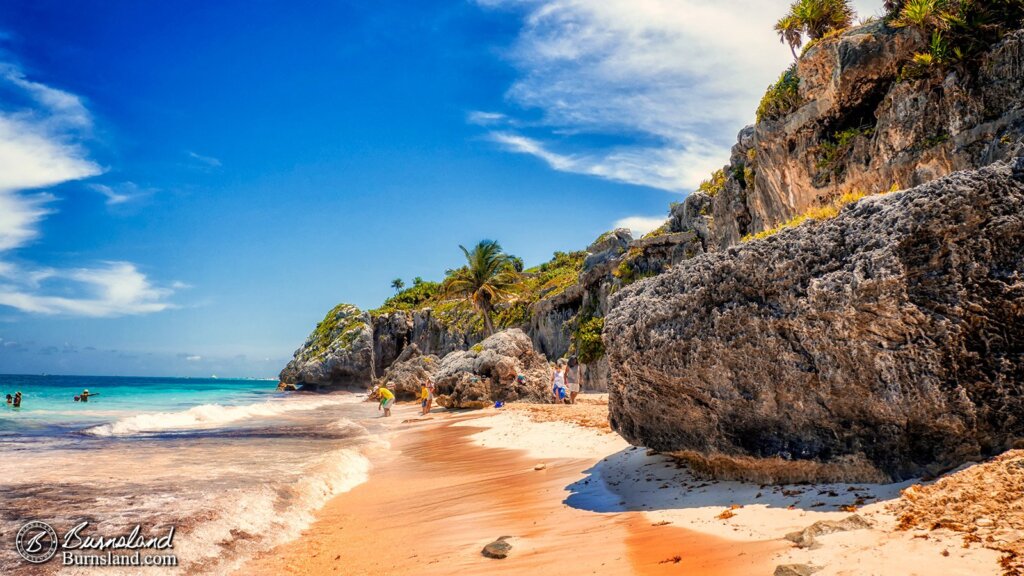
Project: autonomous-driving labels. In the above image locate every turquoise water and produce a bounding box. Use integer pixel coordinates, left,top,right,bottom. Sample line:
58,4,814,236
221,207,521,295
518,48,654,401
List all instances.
0,374,275,433
0,374,381,575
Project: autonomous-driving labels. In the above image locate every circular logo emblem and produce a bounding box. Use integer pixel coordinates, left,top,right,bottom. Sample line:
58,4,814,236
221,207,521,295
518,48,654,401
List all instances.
16,521,58,564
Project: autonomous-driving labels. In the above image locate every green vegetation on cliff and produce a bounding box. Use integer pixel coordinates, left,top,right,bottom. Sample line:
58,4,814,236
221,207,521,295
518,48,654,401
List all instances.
369,246,585,335
304,303,367,360
756,64,802,122
891,0,1024,74
574,315,605,363
697,168,727,197
775,0,855,58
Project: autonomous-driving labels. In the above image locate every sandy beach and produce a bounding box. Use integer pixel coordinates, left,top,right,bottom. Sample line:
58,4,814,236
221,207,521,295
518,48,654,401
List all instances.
239,395,1013,576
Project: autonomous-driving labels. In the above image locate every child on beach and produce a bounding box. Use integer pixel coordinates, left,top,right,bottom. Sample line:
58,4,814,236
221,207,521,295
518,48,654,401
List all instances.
420,379,434,416
374,385,395,417
551,360,568,404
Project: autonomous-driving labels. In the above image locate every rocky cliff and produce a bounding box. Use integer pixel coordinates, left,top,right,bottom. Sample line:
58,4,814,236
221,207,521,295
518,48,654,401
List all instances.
701,21,1024,249
605,161,1024,482
279,304,375,390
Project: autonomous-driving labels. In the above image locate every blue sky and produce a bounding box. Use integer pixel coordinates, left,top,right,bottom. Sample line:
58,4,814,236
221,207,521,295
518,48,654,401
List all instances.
0,0,881,377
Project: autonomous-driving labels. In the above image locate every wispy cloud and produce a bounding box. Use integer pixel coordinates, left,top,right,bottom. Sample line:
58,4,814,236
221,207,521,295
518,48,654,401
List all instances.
0,261,175,317
467,110,509,126
491,131,725,191
474,0,883,191
0,61,178,318
186,150,222,168
613,215,666,237
88,181,153,206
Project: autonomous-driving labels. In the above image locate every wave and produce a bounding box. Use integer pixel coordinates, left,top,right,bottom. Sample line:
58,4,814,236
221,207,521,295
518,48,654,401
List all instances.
83,394,364,437
168,447,374,575
54,444,377,576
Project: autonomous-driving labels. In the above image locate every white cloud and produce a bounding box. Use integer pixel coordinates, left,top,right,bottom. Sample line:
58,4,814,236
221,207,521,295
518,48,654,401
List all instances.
614,215,667,237
467,110,509,126
185,355,202,362
187,150,222,167
491,131,723,190
0,62,178,318
476,0,883,191
0,262,175,317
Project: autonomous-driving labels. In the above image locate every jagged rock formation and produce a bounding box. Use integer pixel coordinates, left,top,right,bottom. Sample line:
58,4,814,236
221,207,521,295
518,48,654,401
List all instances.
605,162,1024,482
377,344,440,400
703,22,1024,248
370,310,477,375
279,304,375,390
433,329,552,409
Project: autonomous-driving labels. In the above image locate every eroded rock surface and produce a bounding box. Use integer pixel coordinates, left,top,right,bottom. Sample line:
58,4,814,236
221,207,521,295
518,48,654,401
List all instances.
434,329,551,409
606,162,1024,481
378,344,440,400
279,304,375,390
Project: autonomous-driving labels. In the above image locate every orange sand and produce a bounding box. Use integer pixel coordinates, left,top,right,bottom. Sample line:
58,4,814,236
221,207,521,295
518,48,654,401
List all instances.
239,410,783,575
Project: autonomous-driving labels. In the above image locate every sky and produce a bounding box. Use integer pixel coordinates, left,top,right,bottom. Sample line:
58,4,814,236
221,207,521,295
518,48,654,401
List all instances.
0,0,882,377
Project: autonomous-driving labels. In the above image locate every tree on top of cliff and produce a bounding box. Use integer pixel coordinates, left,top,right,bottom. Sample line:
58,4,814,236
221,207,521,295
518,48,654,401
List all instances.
391,278,405,292
443,240,521,336
775,0,856,58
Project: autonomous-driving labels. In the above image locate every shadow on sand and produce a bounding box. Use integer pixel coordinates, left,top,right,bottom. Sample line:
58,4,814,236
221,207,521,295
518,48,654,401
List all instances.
564,446,916,514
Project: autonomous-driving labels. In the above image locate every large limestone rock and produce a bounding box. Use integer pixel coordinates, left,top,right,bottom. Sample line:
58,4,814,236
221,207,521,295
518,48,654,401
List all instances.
377,344,440,400
279,304,375,389
707,23,1024,249
434,329,551,409
605,162,1024,482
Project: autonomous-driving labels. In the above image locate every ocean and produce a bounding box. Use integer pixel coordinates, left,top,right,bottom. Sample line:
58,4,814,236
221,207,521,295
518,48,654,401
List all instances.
0,374,383,575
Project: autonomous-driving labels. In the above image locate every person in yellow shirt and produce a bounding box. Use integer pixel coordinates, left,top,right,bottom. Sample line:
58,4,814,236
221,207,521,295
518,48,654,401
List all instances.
420,378,434,416
374,385,395,417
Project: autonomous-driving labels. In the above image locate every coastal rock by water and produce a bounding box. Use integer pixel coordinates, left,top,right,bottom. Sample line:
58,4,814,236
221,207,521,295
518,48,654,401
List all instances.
434,329,551,409
279,304,375,390
605,162,1024,482
378,344,440,400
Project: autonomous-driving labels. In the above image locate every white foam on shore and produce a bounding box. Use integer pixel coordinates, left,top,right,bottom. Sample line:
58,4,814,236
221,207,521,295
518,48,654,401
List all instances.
169,446,374,574
83,394,364,436
58,434,386,576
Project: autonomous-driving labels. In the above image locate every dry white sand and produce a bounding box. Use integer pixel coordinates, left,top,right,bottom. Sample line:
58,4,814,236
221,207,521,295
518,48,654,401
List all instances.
457,404,1002,575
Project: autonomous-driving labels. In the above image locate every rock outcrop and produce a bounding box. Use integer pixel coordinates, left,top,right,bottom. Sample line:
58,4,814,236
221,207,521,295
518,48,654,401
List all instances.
279,304,375,390
703,22,1024,249
605,162,1024,482
433,329,552,409
377,344,440,400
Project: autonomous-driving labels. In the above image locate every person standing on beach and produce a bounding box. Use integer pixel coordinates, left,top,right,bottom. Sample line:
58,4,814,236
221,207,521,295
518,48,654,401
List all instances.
420,379,434,416
566,356,580,404
551,360,568,404
374,385,395,417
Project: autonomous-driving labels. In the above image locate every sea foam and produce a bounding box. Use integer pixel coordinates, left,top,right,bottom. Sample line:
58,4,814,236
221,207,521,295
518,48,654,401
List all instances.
83,394,364,436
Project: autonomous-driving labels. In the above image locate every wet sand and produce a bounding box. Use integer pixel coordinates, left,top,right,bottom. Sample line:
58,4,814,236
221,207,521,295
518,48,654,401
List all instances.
239,408,783,576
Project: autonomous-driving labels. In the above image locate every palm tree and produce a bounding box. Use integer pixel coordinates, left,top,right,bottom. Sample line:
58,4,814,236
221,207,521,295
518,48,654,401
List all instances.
391,278,405,292
776,0,856,59
443,240,520,336
776,14,804,59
